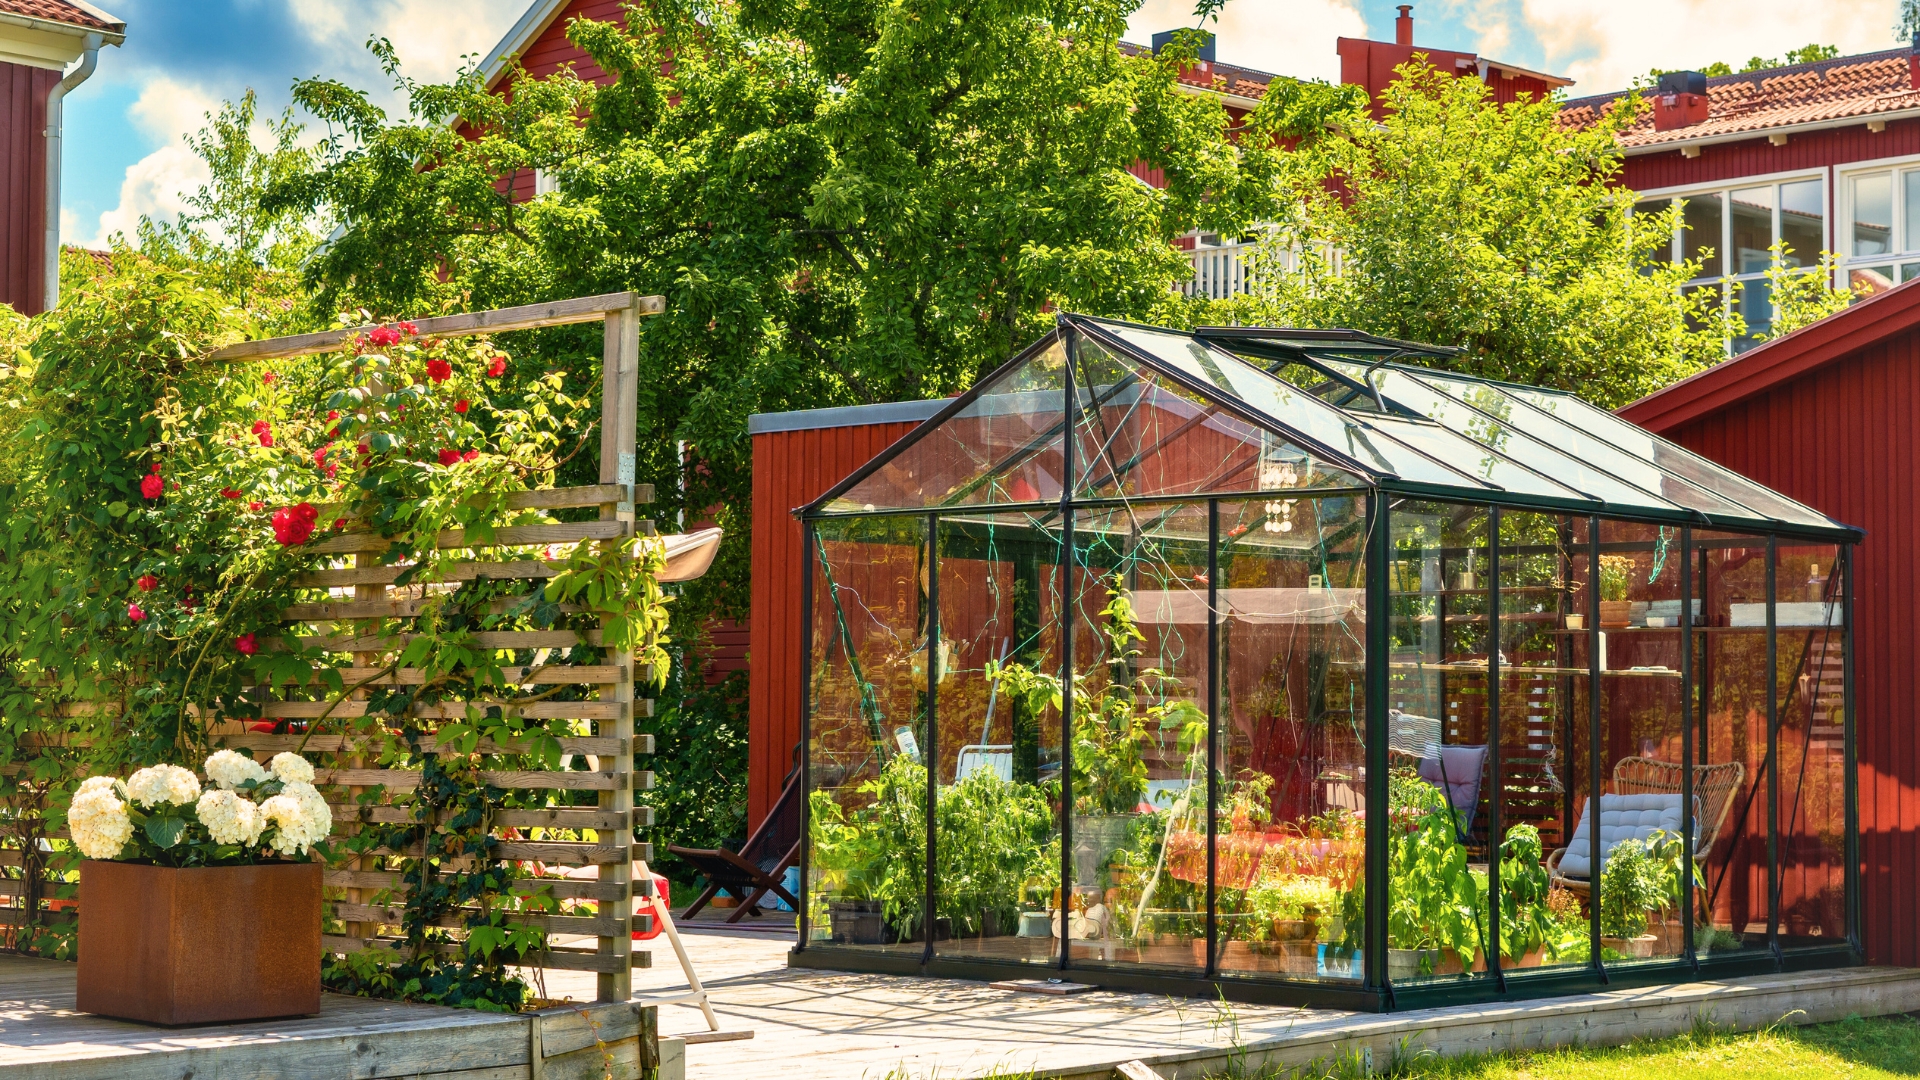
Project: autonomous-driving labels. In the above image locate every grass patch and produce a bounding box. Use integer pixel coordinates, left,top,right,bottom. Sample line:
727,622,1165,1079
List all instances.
1238,1013,1920,1079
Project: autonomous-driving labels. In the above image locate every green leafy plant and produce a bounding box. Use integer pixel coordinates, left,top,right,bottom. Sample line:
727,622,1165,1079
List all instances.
1494,824,1556,961
1598,830,1690,939
1383,768,1481,971
1599,555,1635,602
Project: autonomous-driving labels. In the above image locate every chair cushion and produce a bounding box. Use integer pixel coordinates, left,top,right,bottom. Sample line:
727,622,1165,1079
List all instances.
1416,745,1486,813
1557,793,1685,880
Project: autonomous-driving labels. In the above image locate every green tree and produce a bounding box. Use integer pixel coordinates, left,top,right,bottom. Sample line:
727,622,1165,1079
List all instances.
1209,62,1730,407
263,0,1252,871
131,90,324,310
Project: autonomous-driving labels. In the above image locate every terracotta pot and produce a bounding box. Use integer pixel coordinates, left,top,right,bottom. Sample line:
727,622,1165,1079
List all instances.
1601,934,1658,958
1599,600,1633,628
77,860,321,1025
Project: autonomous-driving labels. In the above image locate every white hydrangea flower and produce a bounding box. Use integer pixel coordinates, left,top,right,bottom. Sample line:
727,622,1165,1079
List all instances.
125,763,202,808
203,749,269,791
267,752,316,786
69,784,133,860
76,775,120,797
261,781,332,856
195,789,266,846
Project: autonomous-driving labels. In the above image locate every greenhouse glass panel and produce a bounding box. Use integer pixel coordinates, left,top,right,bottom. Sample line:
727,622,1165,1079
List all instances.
796,315,1860,1011
823,334,1069,512
1391,368,1763,523
932,512,1066,963
1063,502,1212,974
1069,335,1365,499
1212,495,1369,984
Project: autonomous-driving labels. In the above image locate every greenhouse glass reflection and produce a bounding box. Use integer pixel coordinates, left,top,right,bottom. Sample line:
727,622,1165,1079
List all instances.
792,316,1861,1010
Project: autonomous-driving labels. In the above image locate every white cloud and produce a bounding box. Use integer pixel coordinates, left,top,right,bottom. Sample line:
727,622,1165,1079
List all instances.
74,1,526,249
1127,0,1368,82
286,0,528,84
1521,0,1892,94
89,144,208,247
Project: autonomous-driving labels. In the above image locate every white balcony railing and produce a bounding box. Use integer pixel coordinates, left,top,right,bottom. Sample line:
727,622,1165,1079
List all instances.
1182,239,1255,299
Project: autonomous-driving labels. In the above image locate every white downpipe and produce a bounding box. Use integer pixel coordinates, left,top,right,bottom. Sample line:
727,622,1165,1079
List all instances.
42,32,103,313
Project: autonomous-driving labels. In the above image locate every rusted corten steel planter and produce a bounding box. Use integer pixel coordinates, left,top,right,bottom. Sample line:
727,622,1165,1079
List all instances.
76,860,322,1025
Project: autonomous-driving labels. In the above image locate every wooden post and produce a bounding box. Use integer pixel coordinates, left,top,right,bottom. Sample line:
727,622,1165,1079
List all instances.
597,300,641,1001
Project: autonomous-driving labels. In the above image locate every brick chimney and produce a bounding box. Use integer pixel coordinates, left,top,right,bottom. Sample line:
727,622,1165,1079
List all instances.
1395,5,1414,46
1653,70,1710,131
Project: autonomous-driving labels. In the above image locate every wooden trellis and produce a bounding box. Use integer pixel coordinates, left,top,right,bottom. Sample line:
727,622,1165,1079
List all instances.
3,291,667,1003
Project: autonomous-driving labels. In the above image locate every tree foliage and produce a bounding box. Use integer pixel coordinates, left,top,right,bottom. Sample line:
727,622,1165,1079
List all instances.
1209,62,1732,407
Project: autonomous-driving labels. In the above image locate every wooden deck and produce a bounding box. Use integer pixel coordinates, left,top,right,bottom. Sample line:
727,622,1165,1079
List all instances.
11,927,1920,1080
0,955,654,1080
614,929,1920,1080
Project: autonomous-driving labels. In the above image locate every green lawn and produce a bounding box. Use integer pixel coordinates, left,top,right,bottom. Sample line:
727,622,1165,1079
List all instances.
1292,1014,1920,1079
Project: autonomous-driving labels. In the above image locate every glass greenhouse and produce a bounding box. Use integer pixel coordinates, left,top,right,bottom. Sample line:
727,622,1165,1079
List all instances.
790,315,1861,1010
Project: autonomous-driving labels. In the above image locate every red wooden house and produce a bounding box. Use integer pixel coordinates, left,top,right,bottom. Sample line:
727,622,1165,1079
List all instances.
0,0,123,316
1620,279,1920,966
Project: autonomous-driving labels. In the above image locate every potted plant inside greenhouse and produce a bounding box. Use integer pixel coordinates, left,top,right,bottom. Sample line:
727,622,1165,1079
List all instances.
796,313,1861,1011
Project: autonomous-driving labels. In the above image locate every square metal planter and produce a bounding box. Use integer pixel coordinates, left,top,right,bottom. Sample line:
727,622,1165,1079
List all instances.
76,860,322,1025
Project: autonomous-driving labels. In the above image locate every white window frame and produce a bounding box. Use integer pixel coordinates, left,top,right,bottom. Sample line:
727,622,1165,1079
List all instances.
1833,154,1920,294
1634,169,1830,350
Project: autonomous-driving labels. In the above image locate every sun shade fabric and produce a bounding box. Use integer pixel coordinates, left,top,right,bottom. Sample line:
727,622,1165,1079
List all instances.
1557,793,1687,880
805,315,1857,540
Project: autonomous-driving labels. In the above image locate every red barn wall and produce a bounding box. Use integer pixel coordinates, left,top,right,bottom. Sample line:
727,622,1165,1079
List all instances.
1651,325,1920,967
1,62,57,316
747,418,926,829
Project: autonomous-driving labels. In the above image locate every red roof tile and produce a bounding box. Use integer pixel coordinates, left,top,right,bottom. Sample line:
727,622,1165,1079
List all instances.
1562,48,1920,148
0,0,122,31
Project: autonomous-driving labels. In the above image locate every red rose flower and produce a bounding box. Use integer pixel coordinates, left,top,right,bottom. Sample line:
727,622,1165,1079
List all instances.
437,448,462,466
127,601,146,622
333,518,348,530
397,321,418,335
454,399,470,414
136,574,158,592
425,358,452,384
262,372,276,385
327,410,339,421
357,443,370,455
486,356,506,378
322,463,338,479
221,487,243,499
313,444,330,466
461,449,479,462
248,501,263,512
271,502,320,546
234,632,258,655
368,325,401,348
140,473,164,499
252,420,273,448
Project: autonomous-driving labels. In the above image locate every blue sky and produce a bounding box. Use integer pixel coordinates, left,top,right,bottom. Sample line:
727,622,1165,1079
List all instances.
58,0,1904,248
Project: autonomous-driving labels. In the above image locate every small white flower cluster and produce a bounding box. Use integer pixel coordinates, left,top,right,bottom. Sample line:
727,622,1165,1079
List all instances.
69,776,133,860
195,789,266,846
260,781,331,857
268,751,315,786
125,763,201,808
65,751,331,862
204,749,269,790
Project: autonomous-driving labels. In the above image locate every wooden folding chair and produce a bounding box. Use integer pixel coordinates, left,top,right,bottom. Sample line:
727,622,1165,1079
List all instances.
669,769,803,922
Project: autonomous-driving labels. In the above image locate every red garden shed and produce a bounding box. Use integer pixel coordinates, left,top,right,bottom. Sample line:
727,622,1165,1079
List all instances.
1621,282,1920,966
746,400,943,828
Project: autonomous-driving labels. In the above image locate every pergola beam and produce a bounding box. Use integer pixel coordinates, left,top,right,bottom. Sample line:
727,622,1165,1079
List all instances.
206,292,666,362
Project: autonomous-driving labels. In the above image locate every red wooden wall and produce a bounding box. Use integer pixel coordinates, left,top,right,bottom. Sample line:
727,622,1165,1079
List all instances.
1,62,56,317
1622,116,1920,192
747,417,926,829
1641,326,1920,967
